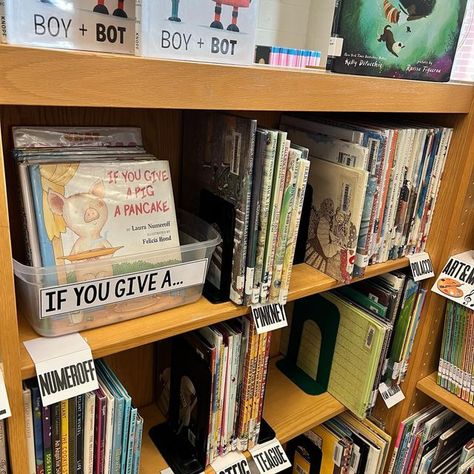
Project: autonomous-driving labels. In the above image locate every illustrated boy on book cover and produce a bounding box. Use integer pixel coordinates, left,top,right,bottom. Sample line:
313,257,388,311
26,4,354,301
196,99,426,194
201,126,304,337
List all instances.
330,0,467,81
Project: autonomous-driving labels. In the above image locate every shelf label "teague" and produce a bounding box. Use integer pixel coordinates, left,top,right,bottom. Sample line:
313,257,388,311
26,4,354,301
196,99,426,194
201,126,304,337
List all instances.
40,259,208,318
250,438,291,474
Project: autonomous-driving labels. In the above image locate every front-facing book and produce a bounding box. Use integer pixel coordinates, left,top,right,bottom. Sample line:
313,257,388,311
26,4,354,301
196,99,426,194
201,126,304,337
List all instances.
137,0,258,64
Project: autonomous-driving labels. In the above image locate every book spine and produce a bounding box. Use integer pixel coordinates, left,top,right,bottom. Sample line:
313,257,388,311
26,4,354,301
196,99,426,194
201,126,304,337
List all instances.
373,130,397,262
269,148,299,303
134,0,142,55
68,398,76,474
23,388,37,474
0,0,6,43
326,0,343,71
237,318,257,450
218,341,230,455
31,385,45,474
93,393,106,474
126,408,137,474
278,158,310,305
42,405,53,474
461,307,472,401
441,302,454,389
60,400,68,474
231,122,256,305
256,332,272,439
0,421,6,474
51,403,61,474
252,132,278,304
233,324,248,451
260,133,289,304
75,395,84,474
467,309,474,404
245,131,266,304
132,414,144,474
205,346,216,464
82,393,95,474
249,332,266,448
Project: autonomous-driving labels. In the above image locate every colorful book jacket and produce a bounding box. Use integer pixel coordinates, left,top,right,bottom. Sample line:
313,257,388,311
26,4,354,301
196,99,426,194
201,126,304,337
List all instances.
29,159,180,277
182,111,257,305
305,157,368,283
328,0,467,81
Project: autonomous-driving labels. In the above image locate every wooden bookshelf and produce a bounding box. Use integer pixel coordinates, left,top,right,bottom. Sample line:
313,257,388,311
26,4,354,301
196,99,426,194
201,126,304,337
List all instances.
417,372,474,424
0,45,472,112
139,360,345,474
18,258,409,380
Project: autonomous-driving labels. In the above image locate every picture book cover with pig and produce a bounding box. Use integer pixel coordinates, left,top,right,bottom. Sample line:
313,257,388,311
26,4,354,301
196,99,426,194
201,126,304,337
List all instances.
328,0,467,81
28,160,180,278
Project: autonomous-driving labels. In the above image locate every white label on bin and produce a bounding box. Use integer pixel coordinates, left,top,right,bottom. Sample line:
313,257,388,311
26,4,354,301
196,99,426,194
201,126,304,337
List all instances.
39,259,208,318
23,334,99,407
251,304,288,334
0,365,11,420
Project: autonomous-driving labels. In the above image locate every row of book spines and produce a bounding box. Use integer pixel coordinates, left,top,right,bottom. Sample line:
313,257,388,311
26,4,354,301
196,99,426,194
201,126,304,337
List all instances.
246,129,309,306
437,301,474,405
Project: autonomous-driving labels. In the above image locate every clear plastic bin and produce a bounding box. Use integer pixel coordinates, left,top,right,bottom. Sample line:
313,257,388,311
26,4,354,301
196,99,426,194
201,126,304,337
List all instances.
14,211,221,337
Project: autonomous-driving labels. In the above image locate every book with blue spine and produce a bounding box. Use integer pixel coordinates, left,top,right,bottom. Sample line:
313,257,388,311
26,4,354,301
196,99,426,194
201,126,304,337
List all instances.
126,407,138,474
30,382,45,474
132,413,144,474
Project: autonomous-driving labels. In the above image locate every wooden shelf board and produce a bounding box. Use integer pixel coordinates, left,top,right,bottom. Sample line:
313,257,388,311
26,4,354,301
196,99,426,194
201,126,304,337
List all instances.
19,258,409,379
139,360,345,474
0,45,472,112
417,372,474,424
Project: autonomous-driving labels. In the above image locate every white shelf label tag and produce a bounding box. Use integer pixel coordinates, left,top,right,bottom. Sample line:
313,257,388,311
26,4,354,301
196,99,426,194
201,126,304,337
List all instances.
328,37,344,57
432,250,474,309
0,367,11,420
378,382,405,409
40,258,208,318
251,304,288,334
24,334,99,407
161,468,175,474
408,252,434,282
211,451,250,474
250,438,291,474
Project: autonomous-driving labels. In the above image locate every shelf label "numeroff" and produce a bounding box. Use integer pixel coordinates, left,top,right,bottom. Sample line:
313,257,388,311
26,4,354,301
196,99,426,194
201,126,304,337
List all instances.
40,259,208,318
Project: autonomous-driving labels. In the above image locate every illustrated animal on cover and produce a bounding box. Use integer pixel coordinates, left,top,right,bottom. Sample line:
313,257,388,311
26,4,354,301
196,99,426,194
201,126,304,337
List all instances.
378,25,406,57
48,180,112,257
383,0,436,23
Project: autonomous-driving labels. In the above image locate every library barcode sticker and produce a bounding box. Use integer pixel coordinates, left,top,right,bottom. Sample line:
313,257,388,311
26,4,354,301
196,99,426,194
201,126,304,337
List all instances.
0,366,11,420
378,382,405,409
211,451,250,474
408,252,434,282
40,258,208,318
251,304,288,334
23,333,99,407
250,438,291,474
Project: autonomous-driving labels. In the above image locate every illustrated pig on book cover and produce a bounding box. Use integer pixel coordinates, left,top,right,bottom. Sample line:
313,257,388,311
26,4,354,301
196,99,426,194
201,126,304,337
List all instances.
328,0,467,81
30,160,180,282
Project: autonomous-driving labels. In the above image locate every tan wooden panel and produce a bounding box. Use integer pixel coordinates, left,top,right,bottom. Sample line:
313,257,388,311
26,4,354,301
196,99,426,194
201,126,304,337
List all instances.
417,373,474,424
0,45,472,112
104,344,155,409
0,126,28,472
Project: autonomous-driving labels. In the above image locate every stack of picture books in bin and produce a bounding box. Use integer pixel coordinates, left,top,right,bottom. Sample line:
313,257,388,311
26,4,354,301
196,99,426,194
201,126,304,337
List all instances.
22,360,143,474
13,126,182,334
285,412,391,474
0,420,8,473
389,403,474,474
182,111,310,306
280,115,453,283
437,301,474,405
153,315,271,470
280,270,427,417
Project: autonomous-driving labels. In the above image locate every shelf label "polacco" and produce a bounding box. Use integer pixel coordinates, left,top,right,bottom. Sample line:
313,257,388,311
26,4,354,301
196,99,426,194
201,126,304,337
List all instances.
40,259,208,318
